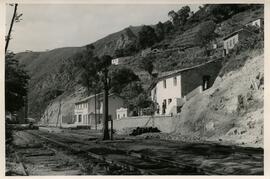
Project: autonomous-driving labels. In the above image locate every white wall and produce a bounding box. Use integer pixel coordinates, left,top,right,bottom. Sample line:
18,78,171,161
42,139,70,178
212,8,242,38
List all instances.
74,102,88,124
224,34,239,55
116,108,128,120
152,74,182,114
246,19,262,27
114,115,178,133
112,58,119,65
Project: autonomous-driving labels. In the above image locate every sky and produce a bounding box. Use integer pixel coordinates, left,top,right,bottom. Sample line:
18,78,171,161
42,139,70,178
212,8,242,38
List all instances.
6,4,200,53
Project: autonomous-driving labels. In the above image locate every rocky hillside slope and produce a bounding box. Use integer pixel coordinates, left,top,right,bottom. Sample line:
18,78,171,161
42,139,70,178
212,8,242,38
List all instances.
170,51,263,148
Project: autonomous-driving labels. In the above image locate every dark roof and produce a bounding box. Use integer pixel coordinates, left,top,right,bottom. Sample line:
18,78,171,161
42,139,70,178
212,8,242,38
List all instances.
149,59,219,90
223,28,253,40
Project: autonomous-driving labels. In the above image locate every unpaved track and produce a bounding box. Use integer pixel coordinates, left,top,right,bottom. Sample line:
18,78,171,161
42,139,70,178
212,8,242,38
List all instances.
7,129,263,175
7,131,86,175
28,129,263,175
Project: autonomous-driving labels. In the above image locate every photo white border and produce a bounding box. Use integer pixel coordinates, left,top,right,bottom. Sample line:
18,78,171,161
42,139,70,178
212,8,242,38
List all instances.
0,0,268,179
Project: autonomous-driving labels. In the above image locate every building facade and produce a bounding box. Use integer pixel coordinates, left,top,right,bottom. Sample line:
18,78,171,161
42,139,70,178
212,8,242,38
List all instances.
245,18,263,28
151,60,222,115
116,107,128,120
223,29,253,55
74,93,124,127
111,56,131,65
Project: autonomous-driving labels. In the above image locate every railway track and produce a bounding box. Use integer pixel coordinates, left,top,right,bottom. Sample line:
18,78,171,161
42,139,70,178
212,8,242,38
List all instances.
10,131,86,175
25,130,224,175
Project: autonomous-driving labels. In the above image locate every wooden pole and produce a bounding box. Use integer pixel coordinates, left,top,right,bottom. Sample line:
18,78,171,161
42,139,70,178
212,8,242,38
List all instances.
94,91,97,130
111,119,113,140
103,68,110,140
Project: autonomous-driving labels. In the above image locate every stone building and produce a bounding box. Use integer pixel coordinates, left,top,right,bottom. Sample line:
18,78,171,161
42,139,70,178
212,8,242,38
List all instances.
150,60,222,115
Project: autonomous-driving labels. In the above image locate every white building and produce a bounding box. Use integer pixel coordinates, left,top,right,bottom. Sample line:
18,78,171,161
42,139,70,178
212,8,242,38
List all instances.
245,18,263,28
150,60,222,115
74,93,124,127
116,107,128,120
111,56,131,65
223,28,253,56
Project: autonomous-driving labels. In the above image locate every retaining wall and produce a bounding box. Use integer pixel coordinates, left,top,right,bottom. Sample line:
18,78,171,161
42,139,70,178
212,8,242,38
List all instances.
114,115,179,133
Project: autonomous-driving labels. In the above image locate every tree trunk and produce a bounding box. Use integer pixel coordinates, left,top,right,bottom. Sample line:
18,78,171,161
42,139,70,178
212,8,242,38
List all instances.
5,4,18,54
103,68,110,140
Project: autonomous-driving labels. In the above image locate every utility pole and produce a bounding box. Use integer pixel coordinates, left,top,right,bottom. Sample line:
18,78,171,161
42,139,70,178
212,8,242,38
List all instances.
94,91,97,130
102,67,110,140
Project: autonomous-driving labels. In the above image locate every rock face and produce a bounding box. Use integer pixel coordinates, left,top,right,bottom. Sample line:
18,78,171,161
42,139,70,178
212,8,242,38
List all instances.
172,53,264,147
39,87,85,126
92,27,137,57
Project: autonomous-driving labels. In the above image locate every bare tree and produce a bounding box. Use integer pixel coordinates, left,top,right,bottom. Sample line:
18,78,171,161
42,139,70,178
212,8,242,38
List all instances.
5,3,22,54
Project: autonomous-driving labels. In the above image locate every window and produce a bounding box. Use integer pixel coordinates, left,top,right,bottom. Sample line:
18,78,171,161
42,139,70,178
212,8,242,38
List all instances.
203,76,211,90
233,38,235,45
177,106,182,113
78,115,82,122
162,99,167,114
230,39,232,47
163,80,167,88
173,77,177,86
123,114,125,117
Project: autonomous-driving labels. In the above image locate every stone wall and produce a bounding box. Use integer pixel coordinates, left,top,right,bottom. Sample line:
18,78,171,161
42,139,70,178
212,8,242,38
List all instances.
114,115,179,133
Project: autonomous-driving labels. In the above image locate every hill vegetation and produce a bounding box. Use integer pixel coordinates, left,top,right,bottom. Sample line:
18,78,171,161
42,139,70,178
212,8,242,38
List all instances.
14,4,264,122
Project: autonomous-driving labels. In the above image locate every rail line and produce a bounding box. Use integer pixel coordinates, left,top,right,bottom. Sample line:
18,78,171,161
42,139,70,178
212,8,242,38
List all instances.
10,131,86,175
25,130,223,175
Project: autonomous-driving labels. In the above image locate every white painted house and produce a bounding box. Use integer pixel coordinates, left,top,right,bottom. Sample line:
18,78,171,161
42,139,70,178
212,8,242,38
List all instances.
150,60,222,115
245,18,263,28
116,107,128,120
74,93,124,127
223,28,253,56
111,56,131,65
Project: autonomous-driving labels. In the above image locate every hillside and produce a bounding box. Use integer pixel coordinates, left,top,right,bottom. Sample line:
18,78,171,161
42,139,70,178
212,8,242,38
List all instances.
169,51,263,148
15,26,142,119
14,5,264,127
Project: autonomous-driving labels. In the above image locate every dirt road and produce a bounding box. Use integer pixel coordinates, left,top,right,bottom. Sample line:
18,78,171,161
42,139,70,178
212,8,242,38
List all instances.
6,129,263,175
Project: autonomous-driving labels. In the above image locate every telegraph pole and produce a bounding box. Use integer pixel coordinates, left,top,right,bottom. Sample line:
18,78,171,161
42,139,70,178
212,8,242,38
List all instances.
94,91,97,130
102,67,110,140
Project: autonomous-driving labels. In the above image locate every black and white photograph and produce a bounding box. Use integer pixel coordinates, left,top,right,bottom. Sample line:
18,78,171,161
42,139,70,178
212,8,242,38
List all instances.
4,1,265,176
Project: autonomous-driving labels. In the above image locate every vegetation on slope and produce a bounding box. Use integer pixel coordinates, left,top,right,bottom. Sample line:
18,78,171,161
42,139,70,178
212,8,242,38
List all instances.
15,4,263,122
